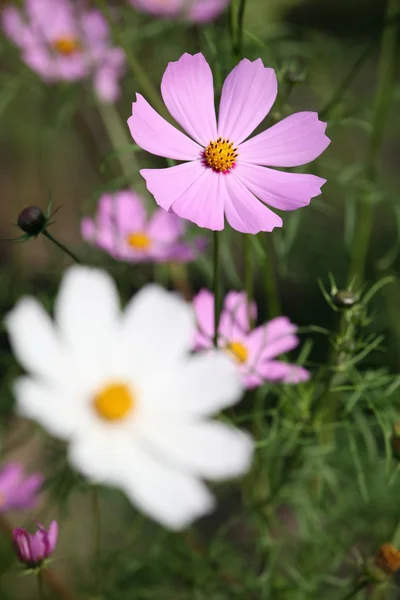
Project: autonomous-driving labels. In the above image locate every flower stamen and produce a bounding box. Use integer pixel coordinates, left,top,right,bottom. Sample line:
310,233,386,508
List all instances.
225,341,248,364
204,137,238,173
126,232,152,250
52,36,80,56
93,383,134,422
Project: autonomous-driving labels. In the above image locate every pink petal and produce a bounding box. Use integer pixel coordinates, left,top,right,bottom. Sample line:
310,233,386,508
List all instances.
247,317,299,363
94,66,120,103
147,208,184,243
141,161,205,211
258,360,310,384
223,174,282,234
171,169,225,230
129,0,183,17
47,521,58,553
188,0,230,22
193,289,214,349
81,217,96,243
235,163,326,211
219,291,256,341
80,9,108,41
2,6,27,45
99,191,147,234
239,112,330,167
161,53,217,146
128,94,201,161
217,58,277,145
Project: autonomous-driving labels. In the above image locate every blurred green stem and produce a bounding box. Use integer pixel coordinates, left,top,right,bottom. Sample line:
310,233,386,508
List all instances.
92,488,101,594
243,235,254,325
213,231,221,347
96,99,137,184
42,230,81,264
348,0,400,284
261,234,281,318
38,572,45,600
97,0,166,118
340,581,367,600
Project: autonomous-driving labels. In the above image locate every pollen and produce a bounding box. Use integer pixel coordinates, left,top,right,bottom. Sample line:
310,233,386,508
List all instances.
204,137,238,173
93,383,135,422
52,36,80,56
374,544,400,575
225,341,248,364
126,232,152,250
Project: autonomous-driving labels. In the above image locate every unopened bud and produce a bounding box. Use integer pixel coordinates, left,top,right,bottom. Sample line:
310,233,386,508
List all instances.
17,206,47,236
332,290,358,309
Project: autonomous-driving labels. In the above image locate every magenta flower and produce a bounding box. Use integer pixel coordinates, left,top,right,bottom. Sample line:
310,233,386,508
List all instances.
13,521,58,568
129,0,230,23
128,53,330,233
0,463,43,512
193,290,309,388
81,189,205,263
2,0,125,103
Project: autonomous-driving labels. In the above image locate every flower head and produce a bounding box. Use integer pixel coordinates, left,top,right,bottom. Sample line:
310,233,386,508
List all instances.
0,463,43,512
17,206,47,236
2,0,125,102
128,53,330,233
13,521,58,568
5,266,253,529
374,544,400,576
129,0,230,23
193,289,309,388
81,190,205,263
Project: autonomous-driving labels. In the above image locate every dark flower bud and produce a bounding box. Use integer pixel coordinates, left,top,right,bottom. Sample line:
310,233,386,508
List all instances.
17,206,47,236
332,290,358,309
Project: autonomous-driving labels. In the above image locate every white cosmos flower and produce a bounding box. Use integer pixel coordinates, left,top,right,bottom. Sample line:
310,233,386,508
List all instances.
5,266,253,530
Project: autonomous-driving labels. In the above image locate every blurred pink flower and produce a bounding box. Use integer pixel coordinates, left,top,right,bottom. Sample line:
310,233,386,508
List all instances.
13,521,58,568
128,53,330,233
2,0,125,102
81,189,206,263
0,463,43,512
128,0,230,23
193,290,310,388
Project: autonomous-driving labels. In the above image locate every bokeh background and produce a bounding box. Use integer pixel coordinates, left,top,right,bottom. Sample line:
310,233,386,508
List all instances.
1,0,400,598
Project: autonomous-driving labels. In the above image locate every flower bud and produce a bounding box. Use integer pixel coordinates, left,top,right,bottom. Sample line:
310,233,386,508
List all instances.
17,206,47,236
332,290,358,309
365,544,400,583
13,521,58,569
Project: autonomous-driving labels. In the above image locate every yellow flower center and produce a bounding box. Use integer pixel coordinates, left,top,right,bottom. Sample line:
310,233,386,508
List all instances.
204,137,238,173
52,36,80,56
225,341,248,364
93,383,135,422
126,232,152,250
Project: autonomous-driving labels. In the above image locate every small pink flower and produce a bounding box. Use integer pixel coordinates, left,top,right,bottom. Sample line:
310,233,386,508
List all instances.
193,289,310,388
13,521,58,568
0,463,43,512
2,0,125,103
81,189,206,263
129,0,230,23
128,53,330,233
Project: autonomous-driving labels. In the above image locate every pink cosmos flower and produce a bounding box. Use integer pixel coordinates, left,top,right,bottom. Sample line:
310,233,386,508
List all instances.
128,53,330,233
81,189,206,263
13,521,58,568
2,0,125,103
128,0,230,23
193,289,310,388
0,463,43,512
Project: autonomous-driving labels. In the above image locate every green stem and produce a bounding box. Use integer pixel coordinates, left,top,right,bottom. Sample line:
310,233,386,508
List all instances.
41,230,81,264
95,99,138,184
261,234,281,318
340,580,368,600
91,487,101,594
38,572,45,600
348,0,400,285
230,0,247,60
97,0,166,118
213,231,221,347
243,235,254,326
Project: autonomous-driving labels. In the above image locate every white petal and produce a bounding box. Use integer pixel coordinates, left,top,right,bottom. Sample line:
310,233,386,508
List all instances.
143,351,244,418
13,377,89,440
138,420,253,480
117,285,195,381
54,266,120,381
4,297,71,384
69,432,215,530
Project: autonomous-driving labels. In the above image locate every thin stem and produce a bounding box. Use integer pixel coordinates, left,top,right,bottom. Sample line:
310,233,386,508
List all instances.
97,0,167,118
261,234,281,318
340,580,368,600
41,230,81,264
38,572,45,600
213,231,221,347
91,487,101,594
95,99,138,185
243,235,254,326
235,0,247,58
348,0,400,285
